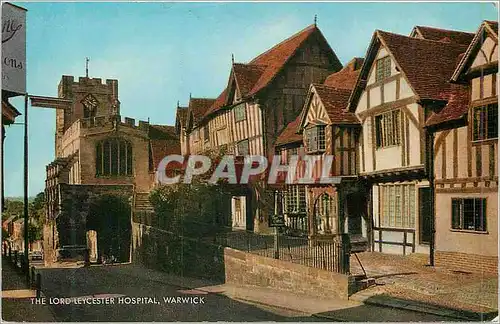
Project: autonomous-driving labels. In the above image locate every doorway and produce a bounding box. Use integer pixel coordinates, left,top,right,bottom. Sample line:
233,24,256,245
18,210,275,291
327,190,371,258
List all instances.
231,196,247,230
419,187,432,244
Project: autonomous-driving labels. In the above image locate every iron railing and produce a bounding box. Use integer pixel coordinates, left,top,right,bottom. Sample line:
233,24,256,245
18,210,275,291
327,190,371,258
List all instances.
215,231,349,274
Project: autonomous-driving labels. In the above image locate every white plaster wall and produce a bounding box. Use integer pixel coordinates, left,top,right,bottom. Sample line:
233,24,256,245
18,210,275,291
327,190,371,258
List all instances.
399,78,414,99
384,80,397,103
376,145,402,170
408,103,421,166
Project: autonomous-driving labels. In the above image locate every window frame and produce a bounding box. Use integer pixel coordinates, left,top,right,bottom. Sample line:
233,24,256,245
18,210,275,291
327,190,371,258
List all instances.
379,184,416,229
304,125,326,153
375,56,391,83
451,198,487,232
203,125,209,142
236,139,249,156
375,109,401,148
96,138,133,177
285,185,307,214
472,103,498,142
234,103,247,123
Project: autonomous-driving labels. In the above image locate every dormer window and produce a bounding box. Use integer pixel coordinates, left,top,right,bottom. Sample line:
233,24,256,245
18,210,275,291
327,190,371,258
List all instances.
375,56,391,82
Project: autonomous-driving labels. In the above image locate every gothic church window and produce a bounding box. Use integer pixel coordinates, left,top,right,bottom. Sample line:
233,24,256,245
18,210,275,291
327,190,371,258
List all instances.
82,94,99,118
96,138,133,176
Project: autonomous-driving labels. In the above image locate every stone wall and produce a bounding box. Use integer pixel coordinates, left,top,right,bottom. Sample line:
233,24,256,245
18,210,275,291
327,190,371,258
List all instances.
224,247,350,299
435,251,498,274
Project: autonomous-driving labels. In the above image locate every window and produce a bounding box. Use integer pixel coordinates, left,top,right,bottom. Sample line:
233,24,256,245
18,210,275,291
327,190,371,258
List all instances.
305,125,326,153
375,56,391,82
451,198,487,232
237,140,249,156
473,103,498,141
96,138,132,176
287,147,298,163
380,184,415,228
285,185,306,214
375,110,400,148
234,103,246,122
203,125,209,142
314,193,337,234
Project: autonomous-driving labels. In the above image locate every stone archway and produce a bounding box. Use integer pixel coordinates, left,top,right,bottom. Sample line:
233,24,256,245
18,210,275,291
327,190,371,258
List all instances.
87,194,131,263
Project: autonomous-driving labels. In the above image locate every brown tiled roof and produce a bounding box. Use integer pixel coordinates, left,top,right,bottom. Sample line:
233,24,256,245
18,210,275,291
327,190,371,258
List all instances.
233,63,266,97
378,30,469,101
425,84,469,127
413,26,474,45
275,115,302,147
175,107,188,125
324,57,364,90
188,98,216,126
150,138,181,171
313,84,359,124
149,124,178,140
205,24,342,118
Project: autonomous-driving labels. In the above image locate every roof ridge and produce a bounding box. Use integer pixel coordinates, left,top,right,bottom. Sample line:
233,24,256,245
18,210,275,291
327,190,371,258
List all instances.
249,24,317,64
378,29,469,46
415,25,474,35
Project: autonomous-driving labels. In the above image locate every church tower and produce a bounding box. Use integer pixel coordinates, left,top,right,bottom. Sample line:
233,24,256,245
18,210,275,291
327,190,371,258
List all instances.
55,75,120,157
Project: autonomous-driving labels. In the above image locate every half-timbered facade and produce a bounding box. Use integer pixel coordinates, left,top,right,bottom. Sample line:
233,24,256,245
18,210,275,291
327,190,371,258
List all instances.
347,29,471,255
185,24,343,233
426,20,498,274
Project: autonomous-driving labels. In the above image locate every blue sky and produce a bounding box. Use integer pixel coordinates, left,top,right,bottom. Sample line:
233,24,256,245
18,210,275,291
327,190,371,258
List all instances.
4,2,497,197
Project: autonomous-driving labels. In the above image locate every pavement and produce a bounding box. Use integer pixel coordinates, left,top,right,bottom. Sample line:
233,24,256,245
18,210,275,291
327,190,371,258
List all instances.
350,252,499,321
1,257,57,322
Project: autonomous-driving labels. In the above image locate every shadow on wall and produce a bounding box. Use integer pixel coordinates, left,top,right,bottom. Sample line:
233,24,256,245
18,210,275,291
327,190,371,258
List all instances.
131,224,226,284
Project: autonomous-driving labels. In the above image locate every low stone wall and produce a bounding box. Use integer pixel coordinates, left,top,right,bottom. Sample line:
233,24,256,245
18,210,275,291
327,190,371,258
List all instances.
436,251,498,274
224,247,351,299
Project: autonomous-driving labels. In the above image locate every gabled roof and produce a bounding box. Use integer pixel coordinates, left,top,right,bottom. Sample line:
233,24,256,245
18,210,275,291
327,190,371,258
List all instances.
150,138,181,172
187,97,216,129
204,24,342,118
410,25,474,45
451,20,498,82
347,30,469,112
232,63,266,98
324,57,364,89
275,115,302,147
312,84,359,125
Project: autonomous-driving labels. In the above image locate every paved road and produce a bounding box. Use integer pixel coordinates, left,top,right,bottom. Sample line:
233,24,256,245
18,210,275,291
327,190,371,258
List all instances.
37,265,319,322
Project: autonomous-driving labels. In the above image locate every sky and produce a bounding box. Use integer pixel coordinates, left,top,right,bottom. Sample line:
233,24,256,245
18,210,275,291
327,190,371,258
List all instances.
3,1,498,197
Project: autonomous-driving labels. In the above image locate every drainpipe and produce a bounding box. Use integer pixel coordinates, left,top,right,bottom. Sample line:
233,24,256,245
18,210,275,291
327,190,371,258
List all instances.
427,130,435,266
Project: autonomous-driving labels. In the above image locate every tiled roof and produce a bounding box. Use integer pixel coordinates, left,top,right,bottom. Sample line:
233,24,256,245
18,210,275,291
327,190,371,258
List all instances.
150,138,181,171
324,57,364,89
313,84,359,124
275,115,302,147
188,98,216,126
378,30,469,101
233,63,266,97
412,26,474,45
148,124,178,140
205,24,342,118
425,84,469,127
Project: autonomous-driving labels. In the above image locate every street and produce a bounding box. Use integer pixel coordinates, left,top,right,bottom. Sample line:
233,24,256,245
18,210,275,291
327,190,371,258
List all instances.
36,265,319,322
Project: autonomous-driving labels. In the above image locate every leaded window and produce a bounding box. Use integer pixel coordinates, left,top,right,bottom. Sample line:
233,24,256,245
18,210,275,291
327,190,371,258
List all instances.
96,138,132,176
473,103,498,141
237,140,249,156
234,103,246,122
451,198,487,232
285,185,306,214
380,184,415,228
305,125,326,153
375,56,391,82
375,110,401,148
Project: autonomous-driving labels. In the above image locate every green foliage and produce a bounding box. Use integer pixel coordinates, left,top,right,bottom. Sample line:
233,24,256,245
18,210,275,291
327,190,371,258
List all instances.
149,181,232,237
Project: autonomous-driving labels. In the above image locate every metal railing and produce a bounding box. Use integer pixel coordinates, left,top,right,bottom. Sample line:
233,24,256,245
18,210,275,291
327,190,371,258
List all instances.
215,231,349,274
